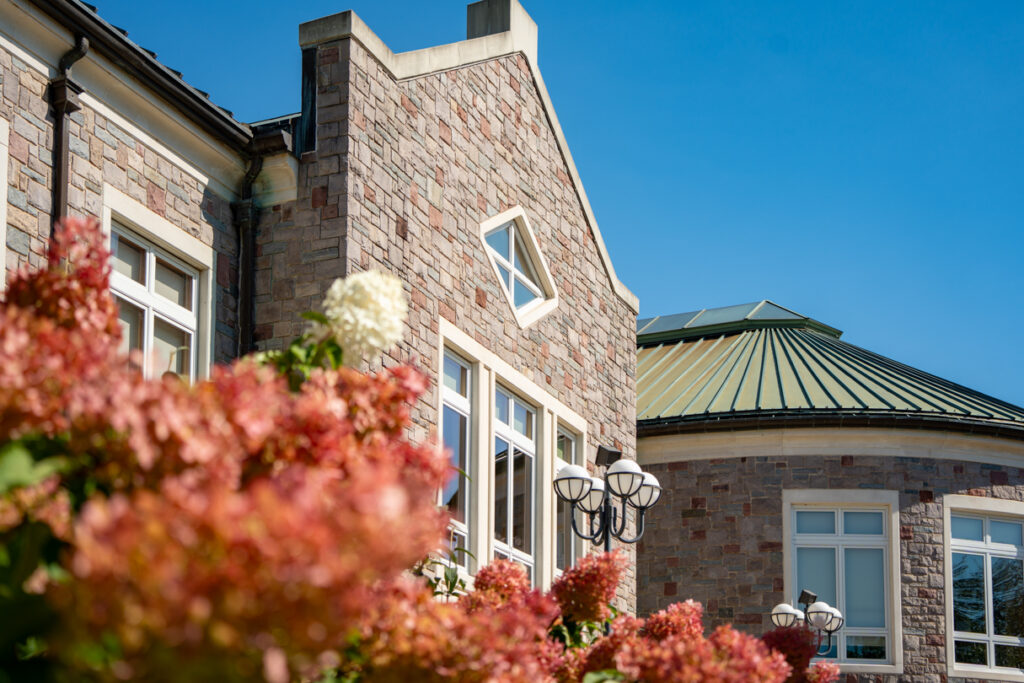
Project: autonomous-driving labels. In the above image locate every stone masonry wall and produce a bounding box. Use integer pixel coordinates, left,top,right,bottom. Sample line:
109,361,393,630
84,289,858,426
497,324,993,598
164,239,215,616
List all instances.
637,448,1024,682
1,44,238,364
254,38,639,608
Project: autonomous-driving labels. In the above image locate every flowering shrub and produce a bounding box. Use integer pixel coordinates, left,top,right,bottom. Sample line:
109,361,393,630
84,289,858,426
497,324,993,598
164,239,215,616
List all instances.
551,550,627,624
0,219,446,681
760,626,841,683
309,269,407,365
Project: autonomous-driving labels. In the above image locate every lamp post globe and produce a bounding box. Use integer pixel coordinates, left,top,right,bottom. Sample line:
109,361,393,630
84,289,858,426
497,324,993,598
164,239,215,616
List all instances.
553,464,592,503
606,458,645,498
629,472,662,509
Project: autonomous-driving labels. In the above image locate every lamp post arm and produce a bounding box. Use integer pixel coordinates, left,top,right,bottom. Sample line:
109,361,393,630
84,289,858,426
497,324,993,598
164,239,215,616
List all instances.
613,506,647,544
609,495,630,539
569,503,605,543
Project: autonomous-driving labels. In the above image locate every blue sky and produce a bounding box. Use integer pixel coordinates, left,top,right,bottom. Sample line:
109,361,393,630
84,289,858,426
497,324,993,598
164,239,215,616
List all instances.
92,0,1024,406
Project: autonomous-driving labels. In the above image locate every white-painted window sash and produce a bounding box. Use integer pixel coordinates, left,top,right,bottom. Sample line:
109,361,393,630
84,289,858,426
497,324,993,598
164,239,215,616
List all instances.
110,225,199,380
791,505,892,665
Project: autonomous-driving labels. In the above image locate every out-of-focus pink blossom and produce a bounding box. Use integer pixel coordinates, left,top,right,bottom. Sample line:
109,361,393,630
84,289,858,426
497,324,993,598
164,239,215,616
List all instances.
550,550,627,623
353,575,561,683
806,661,841,683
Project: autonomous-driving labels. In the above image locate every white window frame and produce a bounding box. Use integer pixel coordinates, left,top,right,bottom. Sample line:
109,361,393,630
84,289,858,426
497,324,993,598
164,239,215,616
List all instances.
110,226,199,380
944,495,1024,682
440,350,472,569
437,318,587,590
102,183,214,378
0,117,8,290
782,489,903,676
492,386,538,579
555,426,581,574
479,207,558,329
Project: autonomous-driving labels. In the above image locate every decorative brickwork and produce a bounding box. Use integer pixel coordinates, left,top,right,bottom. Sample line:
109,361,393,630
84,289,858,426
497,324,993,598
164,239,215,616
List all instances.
637,450,1024,682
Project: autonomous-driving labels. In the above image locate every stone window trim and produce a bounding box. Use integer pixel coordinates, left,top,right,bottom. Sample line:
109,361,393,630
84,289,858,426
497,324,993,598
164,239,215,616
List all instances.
944,495,1024,682
478,206,558,330
781,489,904,676
102,183,214,379
0,117,9,290
436,317,587,591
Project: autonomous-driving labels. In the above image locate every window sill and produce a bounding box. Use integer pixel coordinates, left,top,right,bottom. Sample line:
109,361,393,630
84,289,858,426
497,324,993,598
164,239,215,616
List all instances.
950,666,1024,682
838,663,902,675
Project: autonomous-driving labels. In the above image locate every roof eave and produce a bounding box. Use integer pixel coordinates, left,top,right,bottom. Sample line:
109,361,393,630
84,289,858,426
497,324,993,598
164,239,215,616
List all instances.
638,410,1024,442
32,0,252,151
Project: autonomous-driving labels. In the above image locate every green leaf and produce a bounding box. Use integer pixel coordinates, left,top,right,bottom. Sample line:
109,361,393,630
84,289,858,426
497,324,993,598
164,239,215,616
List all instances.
0,442,66,495
582,670,625,683
301,311,330,326
15,636,47,660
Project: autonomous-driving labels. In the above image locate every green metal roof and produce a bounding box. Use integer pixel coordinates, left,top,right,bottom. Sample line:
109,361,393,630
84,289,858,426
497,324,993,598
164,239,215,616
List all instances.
637,301,1024,435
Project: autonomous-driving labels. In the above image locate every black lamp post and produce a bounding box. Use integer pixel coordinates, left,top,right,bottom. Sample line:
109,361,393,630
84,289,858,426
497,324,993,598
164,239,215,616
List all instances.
770,589,845,655
552,446,662,553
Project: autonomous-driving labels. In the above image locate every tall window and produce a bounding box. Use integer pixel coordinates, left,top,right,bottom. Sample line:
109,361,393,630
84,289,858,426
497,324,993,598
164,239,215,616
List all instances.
556,428,579,572
110,223,197,380
493,387,536,581
441,352,472,567
791,506,892,663
949,514,1024,672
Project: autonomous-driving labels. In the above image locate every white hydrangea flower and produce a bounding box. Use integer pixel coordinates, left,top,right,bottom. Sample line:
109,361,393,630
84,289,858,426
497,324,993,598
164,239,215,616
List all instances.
315,270,407,365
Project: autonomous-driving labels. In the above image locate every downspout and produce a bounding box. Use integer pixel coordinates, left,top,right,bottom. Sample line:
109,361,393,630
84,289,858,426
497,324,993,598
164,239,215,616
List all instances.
233,154,263,357
50,35,89,231
232,127,291,357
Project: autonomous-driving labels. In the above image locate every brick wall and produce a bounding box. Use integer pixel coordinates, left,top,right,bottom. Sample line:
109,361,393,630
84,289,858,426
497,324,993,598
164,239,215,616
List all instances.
637,448,1024,682
254,37,639,608
1,44,238,364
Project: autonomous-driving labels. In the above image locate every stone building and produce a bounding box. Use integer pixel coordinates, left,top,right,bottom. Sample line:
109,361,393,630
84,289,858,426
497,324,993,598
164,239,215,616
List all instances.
1,0,640,601
635,300,1024,682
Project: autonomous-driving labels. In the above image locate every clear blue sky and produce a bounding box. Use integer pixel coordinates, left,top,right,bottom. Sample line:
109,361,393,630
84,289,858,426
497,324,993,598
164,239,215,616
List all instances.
92,0,1024,406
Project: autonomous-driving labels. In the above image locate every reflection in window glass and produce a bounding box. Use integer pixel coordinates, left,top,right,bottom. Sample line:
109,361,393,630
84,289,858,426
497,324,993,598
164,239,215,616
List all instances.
952,553,986,634
954,640,987,665
116,297,144,358
485,225,510,262
442,406,468,524
443,355,467,396
992,557,1024,637
109,227,198,381
154,258,192,310
512,449,532,554
996,644,1024,668
846,636,886,660
113,233,145,283
494,438,509,545
496,390,509,424
153,318,191,380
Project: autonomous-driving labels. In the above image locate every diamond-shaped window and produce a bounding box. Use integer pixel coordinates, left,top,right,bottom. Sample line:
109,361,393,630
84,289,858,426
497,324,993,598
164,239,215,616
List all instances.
480,208,558,328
